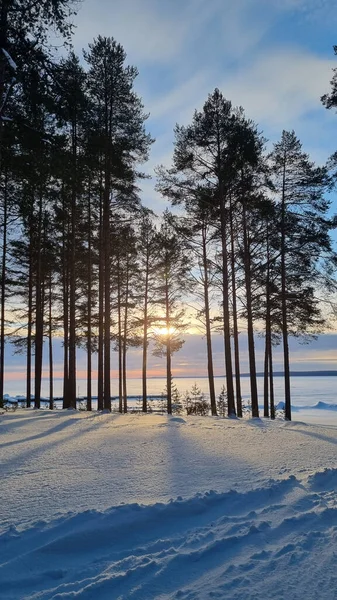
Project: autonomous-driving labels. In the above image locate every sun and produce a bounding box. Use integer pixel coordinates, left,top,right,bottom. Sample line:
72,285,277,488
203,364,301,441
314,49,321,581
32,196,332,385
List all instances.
152,326,176,336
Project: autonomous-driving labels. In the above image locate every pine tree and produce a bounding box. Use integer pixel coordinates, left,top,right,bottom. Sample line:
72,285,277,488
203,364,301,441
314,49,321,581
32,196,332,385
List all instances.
157,90,239,414
157,90,269,417
171,382,183,414
162,203,218,416
0,0,75,408
135,213,158,412
269,131,332,420
54,52,88,409
321,46,337,111
111,220,141,414
85,36,152,411
227,114,269,418
216,385,228,417
152,211,190,414
183,383,209,416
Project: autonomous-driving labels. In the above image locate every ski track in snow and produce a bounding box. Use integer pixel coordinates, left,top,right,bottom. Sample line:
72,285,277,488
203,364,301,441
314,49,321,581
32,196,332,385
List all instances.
1,411,337,599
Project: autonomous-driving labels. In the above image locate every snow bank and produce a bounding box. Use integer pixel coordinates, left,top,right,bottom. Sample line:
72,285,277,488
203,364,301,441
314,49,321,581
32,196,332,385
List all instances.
1,411,337,599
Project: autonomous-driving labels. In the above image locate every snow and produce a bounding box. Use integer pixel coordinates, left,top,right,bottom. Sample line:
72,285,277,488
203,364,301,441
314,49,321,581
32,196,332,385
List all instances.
1,411,337,599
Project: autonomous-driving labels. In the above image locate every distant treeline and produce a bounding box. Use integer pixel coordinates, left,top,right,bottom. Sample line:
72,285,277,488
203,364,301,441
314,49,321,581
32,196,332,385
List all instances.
245,371,337,378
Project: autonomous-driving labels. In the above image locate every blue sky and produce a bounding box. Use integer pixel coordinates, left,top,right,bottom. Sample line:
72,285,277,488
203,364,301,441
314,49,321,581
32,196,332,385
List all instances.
70,0,337,214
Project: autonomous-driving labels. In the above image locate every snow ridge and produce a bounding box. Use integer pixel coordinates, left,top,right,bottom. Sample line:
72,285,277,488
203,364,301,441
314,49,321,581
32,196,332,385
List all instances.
1,472,337,600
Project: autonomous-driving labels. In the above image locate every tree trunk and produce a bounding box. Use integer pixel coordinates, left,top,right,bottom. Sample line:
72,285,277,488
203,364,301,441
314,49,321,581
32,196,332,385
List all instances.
166,341,172,415
165,269,172,415
34,192,44,409
87,327,92,412
268,333,275,420
201,224,216,415
216,117,235,416
103,166,111,411
0,168,7,406
0,1,8,405
122,341,127,413
281,159,291,420
242,201,259,418
34,278,45,409
142,248,149,413
264,221,271,418
62,189,69,408
219,195,235,416
117,257,123,413
97,182,104,411
26,229,33,408
263,334,269,418
122,259,129,414
48,273,53,410
229,195,242,417
87,184,92,412
68,119,77,410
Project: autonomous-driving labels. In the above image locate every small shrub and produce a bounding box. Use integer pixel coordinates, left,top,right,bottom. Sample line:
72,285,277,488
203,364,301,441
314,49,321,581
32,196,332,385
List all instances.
217,385,228,417
78,400,87,411
172,384,183,414
3,400,18,412
159,392,166,414
242,400,251,418
184,383,209,416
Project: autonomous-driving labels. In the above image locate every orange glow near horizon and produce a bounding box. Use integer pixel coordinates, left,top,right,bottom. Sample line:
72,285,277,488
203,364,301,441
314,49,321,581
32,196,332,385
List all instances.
3,366,209,381
2,365,209,381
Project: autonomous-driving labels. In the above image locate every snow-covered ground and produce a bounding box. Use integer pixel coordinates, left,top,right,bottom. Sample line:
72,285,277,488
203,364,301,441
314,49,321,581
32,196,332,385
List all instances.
1,410,337,599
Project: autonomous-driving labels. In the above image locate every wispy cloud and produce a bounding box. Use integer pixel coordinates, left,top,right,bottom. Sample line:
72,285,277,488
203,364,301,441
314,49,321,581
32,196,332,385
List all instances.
70,0,337,212
73,0,187,63
221,48,335,131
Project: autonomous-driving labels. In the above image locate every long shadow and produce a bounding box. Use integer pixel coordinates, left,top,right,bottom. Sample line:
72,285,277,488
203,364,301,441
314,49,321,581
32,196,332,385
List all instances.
155,417,268,502
0,414,55,432
0,410,75,434
1,417,82,448
284,424,337,446
1,412,114,473
0,410,109,447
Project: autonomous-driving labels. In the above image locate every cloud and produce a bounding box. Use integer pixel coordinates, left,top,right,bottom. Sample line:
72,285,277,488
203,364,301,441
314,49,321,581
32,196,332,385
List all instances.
73,0,186,63
218,48,335,132
147,46,335,130
70,0,281,68
142,45,336,211
71,0,337,68
146,71,212,122
67,0,337,211
280,0,337,21
71,0,337,142
72,0,229,66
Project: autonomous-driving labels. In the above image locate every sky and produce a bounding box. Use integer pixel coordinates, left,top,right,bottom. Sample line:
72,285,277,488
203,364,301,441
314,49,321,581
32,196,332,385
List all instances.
69,0,337,213
7,0,336,387
3,333,337,396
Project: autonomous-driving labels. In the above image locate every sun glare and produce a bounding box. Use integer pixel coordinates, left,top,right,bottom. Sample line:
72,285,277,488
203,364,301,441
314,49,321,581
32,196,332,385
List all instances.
153,326,176,336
